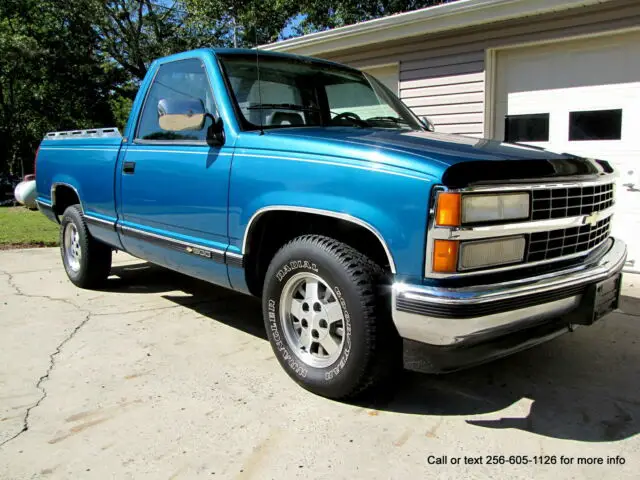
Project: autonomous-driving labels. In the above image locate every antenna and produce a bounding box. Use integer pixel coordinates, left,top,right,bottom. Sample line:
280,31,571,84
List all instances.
255,22,265,135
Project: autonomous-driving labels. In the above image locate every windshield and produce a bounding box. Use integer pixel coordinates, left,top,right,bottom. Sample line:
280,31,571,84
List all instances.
217,54,424,131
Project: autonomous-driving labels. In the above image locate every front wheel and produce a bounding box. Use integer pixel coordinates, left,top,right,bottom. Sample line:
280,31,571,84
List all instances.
262,235,401,399
60,205,112,288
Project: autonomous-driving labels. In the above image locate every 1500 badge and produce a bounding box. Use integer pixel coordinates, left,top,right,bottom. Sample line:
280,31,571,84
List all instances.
185,246,212,259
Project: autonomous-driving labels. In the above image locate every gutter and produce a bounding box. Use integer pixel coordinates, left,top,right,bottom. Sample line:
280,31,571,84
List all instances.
262,0,611,56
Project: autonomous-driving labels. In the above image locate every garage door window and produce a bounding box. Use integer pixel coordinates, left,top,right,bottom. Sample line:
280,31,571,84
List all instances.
569,109,622,141
505,113,549,143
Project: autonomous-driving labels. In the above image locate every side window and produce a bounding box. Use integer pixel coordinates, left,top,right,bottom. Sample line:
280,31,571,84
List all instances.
136,59,216,141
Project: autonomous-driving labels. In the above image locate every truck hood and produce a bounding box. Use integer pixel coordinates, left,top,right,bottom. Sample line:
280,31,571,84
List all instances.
260,127,606,186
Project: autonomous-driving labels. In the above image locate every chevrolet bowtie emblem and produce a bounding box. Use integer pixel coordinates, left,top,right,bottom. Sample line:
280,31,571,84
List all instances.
583,211,600,227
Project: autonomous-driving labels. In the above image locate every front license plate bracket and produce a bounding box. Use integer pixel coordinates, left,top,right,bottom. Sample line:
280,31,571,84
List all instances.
572,273,622,326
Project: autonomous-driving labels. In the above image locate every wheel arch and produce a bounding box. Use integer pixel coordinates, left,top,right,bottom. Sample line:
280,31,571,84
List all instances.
51,182,83,218
242,206,397,297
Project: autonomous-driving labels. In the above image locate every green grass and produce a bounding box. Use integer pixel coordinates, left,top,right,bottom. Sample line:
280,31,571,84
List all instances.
0,206,60,248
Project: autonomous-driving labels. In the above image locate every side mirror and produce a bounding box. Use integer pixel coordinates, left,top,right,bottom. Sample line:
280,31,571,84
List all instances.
207,117,225,147
420,116,435,132
158,98,206,131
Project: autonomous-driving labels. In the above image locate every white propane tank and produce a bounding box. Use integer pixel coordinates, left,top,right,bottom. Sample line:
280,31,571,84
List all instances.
14,179,37,209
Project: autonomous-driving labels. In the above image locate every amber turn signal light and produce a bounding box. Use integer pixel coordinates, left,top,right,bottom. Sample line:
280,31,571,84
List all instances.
436,193,461,226
433,240,459,273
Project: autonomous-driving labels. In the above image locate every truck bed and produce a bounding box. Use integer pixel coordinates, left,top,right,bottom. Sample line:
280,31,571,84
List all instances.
35,128,124,246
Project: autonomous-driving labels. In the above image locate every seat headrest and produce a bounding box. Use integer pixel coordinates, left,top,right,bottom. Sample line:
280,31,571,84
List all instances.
270,112,304,126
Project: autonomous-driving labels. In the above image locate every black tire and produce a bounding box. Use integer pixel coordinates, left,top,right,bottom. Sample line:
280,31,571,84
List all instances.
59,205,112,288
262,235,402,399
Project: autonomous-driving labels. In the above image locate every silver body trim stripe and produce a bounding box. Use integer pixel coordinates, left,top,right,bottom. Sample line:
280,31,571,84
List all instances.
233,153,431,182
126,149,233,155
41,148,121,152
118,224,226,255
242,205,397,274
84,215,116,228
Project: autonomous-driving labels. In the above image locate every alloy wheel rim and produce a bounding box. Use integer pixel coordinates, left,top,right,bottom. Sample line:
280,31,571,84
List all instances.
279,272,346,368
63,223,82,273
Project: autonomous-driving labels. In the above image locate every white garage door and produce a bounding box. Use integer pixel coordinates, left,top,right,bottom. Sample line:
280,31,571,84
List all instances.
494,31,640,272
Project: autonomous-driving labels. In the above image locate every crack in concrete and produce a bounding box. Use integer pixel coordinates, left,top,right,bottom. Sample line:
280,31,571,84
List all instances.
0,269,93,449
0,270,83,312
0,312,92,449
0,269,234,449
91,299,218,317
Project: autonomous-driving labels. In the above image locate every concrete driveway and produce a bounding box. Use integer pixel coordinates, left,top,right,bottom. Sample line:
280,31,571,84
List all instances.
1,248,639,479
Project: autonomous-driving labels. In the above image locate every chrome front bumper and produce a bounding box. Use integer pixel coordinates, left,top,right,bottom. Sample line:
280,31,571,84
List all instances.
392,237,627,346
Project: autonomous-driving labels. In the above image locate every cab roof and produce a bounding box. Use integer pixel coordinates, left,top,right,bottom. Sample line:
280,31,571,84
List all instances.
154,47,357,72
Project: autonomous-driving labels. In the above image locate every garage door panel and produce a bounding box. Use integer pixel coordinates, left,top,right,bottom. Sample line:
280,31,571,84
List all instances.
498,32,640,94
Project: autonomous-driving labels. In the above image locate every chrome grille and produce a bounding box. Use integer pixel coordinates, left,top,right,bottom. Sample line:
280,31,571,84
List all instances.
531,183,614,220
527,217,611,262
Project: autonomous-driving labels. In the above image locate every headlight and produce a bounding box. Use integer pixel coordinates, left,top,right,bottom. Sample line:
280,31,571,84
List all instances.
436,192,530,226
462,193,529,224
432,236,526,273
458,236,526,270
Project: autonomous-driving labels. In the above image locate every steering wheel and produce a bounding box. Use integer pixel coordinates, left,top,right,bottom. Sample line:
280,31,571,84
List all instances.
331,111,363,124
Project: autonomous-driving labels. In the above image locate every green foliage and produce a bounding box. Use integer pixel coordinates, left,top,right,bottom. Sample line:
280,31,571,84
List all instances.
109,95,135,132
0,0,458,176
185,0,453,43
185,0,300,46
0,0,116,176
92,0,225,80
297,1,453,32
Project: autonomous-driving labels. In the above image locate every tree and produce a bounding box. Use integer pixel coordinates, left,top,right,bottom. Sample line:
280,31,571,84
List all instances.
297,1,456,33
0,0,116,176
92,1,226,81
185,0,299,47
185,0,457,43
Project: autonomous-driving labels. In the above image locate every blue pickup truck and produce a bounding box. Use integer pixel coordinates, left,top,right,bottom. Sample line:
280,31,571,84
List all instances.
35,48,627,399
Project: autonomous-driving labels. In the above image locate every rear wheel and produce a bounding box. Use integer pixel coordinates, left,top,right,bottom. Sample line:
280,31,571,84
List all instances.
60,205,112,288
262,235,401,399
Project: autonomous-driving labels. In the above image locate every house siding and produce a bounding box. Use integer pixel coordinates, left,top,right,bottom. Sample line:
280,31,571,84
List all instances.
320,0,640,137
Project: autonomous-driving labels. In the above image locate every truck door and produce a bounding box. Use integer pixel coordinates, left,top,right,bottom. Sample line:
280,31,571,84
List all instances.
118,58,232,287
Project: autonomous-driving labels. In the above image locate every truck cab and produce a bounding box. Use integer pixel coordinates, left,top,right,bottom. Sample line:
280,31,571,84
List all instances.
35,48,626,399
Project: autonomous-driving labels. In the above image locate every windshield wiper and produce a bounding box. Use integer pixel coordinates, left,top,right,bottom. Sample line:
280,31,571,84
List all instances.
247,103,321,112
366,116,410,125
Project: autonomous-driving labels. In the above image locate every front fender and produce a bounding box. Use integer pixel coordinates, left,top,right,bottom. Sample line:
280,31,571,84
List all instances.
228,152,434,280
